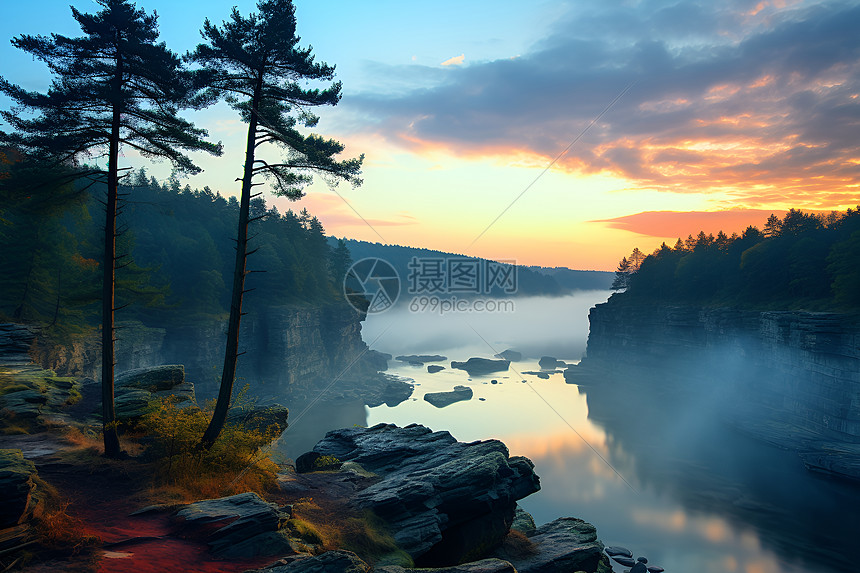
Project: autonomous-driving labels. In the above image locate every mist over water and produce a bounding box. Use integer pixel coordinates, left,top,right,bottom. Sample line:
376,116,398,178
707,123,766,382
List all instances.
362,291,611,359
277,290,858,573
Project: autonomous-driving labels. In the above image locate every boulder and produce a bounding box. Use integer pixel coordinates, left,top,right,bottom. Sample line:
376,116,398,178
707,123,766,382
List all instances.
250,550,370,572
0,449,37,528
173,491,293,558
427,365,445,374
495,350,522,362
116,364,185,392
227,404,289,436
310,424,540,565
424,386,473,408
377,559,517,573
604,545,633,558
450,358,510,375
492,517,604,573
110,365,194,420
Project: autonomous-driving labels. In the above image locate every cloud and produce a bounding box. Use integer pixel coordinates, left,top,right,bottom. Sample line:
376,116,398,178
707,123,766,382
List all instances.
345,1,860,206
280,193,417,236
592,208,809,238
440,53,465,66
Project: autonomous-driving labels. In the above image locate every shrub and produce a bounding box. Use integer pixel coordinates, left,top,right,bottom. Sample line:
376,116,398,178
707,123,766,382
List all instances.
137,391,281,501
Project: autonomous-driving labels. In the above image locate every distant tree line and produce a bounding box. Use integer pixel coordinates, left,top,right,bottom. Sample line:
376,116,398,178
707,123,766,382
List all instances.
611,208,860,309
0,166,348,334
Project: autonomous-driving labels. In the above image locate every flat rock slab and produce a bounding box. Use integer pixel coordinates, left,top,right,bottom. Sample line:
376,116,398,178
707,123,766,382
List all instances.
116,365,185,391
424,385,473,408
310,424,540,564
377,559,517,573
173,491,292,558
250,550,370,573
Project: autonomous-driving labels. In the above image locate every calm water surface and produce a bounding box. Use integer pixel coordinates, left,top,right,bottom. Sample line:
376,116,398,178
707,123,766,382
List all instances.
276,292,857,573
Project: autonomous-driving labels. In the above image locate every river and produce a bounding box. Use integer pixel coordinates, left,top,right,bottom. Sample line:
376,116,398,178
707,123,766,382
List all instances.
276,291,857,573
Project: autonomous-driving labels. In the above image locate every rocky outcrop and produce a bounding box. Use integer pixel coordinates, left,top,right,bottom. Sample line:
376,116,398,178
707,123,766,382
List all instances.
0,366,82,427
0,324,38,368
0,449,43,552
424,386,473,408
173,492,295,559
377,559,518,573
577,299,860,479
308,424,541,566
492,517,604,573
450,358,510,375
20,301,393,406
112,364,193,421
249,550,371,573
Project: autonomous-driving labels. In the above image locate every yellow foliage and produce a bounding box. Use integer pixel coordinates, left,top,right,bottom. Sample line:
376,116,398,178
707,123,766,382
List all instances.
137,394,281,501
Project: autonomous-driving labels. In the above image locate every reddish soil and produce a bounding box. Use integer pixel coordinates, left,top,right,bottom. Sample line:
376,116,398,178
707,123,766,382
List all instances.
20,450,275,573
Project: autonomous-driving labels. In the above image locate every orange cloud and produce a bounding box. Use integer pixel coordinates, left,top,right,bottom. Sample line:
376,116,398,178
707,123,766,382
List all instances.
274,193,417,238
592,209,796,239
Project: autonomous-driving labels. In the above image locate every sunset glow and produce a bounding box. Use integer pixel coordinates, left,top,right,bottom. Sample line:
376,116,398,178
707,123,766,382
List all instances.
2,0,858,270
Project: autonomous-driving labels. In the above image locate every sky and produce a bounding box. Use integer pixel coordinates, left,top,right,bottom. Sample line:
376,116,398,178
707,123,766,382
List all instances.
1,0,859,270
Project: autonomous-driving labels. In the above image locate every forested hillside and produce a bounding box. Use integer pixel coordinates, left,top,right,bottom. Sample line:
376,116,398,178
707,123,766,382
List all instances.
332,237,613,298
0,165,347,340
611,208,860,310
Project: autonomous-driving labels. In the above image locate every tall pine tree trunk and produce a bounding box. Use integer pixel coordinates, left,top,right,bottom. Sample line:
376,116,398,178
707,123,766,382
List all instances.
101,54,122,458
201,80,261,447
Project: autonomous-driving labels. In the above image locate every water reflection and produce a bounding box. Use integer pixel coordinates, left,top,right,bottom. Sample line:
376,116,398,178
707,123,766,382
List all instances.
369,361,821,573
275,399,368,461
282,291,856,573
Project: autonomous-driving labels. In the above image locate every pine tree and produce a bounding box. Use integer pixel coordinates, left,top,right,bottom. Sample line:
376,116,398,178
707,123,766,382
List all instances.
628,247,646,272
0,0,221,457
763,214,782,237
330,239,352,287
188,0,363,446
611,256,631,290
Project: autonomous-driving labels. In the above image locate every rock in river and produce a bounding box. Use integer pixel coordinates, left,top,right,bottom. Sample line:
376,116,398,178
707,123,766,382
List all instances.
424,386,473,408
495,349,522,362
427,365,445,374
605,545,633,557
538,356,567,369
309,424,541,565
450,358,510,375
396,354,447,364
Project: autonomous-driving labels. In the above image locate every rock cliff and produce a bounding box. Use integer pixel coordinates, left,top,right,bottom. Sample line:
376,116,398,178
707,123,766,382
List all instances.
9,301,398,406
573,297,860,479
